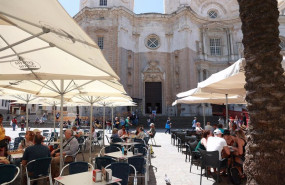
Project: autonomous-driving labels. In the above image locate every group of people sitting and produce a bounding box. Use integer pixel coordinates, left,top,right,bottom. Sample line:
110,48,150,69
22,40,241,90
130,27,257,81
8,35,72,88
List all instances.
194,124,247,179
110,123,156,142
0,113,80,183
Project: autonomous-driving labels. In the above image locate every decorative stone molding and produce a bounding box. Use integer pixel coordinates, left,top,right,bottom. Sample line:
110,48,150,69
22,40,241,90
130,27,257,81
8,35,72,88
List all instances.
142,61,164,82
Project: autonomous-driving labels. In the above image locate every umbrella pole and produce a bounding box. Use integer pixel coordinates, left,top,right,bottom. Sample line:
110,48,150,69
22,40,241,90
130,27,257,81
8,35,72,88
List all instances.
53,103,56,133
202,103,205,128
59,80,64,171
103,104,105,146
26,102,29,131
225,94,229,129
111,106,114,132
89,99,93,163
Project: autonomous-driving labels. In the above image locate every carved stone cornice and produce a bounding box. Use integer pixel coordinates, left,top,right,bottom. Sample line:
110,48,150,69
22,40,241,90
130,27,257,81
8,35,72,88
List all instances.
142,61,165,82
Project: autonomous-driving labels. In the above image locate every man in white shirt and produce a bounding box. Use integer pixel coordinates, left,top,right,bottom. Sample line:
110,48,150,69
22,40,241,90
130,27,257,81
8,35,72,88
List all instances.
207,129,230,160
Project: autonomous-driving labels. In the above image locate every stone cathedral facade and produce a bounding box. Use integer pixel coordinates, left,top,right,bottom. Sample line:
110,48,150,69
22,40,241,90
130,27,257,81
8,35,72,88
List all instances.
74,0,285,116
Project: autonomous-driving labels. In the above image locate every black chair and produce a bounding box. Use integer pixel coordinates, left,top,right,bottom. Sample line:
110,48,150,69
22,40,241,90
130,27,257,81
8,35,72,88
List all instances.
60,162,93,175
105,135,110,144
133,144,148,156
42,130,49,133
143,136,150,145
111,137,123,143
94,156,116,169
189,140,200,172
100,146,121,156
18,132,26,138
12,137,24,150
128,156,147,185
25,157,53,185
106,162,137,185
110,143,123,149
199,150,225,185
0,164,20,184
134,138,145,145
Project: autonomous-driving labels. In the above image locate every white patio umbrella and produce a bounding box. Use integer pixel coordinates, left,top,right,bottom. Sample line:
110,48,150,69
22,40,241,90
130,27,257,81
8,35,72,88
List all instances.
172,95,245,127
93,96,135,146
70,94,133,161
0,0,121,170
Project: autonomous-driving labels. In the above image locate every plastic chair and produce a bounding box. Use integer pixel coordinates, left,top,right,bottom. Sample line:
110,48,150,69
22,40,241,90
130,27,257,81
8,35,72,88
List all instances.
0,164,20,185
105,135,110,144
18,132,26,138
189,140,200,172
12,137,24,150
111,137,123,143
143,137,150,145
25,157,52,185
128,156,147,185
64,147,80,165
60,162,93,176
106,162,137,185
94,156,116,169
199,150,224,185
110,144,123,149
134,138,146,145
133,144,148,156
42,130,49,133
99,146,121,156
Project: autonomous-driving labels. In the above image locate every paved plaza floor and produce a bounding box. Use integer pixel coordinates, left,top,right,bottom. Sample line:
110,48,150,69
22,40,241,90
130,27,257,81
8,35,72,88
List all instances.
5,127,245,185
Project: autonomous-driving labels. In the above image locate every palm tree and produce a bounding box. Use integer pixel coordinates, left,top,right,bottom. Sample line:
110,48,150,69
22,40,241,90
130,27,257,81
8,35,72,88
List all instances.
237,0,285,184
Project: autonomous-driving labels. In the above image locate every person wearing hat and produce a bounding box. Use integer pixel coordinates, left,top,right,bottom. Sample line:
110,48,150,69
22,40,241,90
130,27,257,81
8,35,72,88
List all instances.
207,129,230,160
147,123,156,138
33,129,42,135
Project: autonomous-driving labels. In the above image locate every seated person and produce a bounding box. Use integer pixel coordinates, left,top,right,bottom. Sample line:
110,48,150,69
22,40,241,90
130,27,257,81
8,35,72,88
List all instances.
19,131,35,150
111,128,120,140
32,129,42,136
0,114,11,157
135,127,146,139
195,122,203,134
217,124,225,134
71,126,83,138
204,122,213,131
51,129,79,178
195,130,211,151
147,123,156,138
22,134,50,170
223,129,234,146
207,129,230,174
118,125,128,138
231,129,246,178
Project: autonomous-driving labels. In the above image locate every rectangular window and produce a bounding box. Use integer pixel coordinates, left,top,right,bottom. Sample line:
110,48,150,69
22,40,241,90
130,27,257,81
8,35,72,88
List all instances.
98,37,104,49
210,38,221,56
99,0,107,6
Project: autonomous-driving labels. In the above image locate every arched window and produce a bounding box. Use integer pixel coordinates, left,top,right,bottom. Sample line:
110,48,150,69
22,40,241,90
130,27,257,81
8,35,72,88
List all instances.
208,10,218,19
145,34,160,50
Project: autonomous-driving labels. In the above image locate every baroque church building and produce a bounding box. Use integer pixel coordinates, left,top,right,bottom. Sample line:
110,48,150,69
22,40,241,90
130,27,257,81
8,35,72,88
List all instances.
74,0,285,116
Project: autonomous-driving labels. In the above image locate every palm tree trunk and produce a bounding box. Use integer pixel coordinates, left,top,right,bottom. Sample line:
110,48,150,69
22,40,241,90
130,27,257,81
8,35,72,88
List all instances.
238,0,285,184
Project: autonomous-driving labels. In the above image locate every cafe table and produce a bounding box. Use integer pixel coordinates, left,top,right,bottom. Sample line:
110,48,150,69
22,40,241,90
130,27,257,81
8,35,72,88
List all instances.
54,171,122,185
104,151,141,160
10,152,23,159
114,142,141,146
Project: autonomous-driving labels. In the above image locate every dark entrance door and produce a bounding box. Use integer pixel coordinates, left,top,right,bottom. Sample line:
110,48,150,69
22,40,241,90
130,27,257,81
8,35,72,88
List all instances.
145,82,162,114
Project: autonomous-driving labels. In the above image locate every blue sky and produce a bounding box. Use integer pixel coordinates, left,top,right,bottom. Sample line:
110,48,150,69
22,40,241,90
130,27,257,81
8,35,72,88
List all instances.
58,0,164,17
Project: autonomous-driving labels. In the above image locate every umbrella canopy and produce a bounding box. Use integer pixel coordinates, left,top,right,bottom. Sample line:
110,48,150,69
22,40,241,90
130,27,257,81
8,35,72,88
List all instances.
194,58,285,96
172,95,246,106
0,0,118,80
